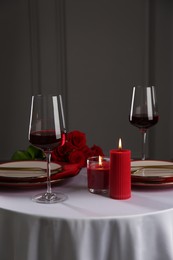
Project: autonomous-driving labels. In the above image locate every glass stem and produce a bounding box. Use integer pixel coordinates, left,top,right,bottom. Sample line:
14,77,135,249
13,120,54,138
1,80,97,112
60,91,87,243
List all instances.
141,130,147,160
46,153,52,194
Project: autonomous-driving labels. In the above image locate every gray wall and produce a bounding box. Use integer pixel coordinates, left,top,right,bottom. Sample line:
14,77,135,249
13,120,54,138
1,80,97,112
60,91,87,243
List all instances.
0,0,172,161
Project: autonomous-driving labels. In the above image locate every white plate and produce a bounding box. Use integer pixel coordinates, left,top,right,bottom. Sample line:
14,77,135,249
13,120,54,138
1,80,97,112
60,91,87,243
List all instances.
131,160,173,178
0,161,62,179
131,160,173,187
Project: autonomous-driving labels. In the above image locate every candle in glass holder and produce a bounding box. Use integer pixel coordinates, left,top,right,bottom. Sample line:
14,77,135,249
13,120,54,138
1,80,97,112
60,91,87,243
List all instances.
87,156,110,194
109,138,131,200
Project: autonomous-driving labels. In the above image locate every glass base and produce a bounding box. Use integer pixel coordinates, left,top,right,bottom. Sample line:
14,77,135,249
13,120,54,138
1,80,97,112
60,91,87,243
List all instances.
32,192,68,204
88,188,108,195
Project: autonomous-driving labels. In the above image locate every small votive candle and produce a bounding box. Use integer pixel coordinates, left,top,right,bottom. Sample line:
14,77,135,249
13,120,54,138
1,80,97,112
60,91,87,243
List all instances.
87,156,110,194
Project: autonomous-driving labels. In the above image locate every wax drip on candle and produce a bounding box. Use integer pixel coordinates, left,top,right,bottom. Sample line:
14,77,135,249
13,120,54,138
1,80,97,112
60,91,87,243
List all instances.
118,138,122,150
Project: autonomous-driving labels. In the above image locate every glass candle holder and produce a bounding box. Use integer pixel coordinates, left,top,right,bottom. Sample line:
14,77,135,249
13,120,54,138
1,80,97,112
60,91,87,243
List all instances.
87,156,110,194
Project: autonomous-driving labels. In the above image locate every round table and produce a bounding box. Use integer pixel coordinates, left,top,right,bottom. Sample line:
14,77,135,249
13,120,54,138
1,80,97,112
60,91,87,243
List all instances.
0,168,173,260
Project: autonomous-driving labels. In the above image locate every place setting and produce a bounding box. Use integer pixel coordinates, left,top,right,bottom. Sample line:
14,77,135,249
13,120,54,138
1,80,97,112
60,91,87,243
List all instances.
129,85,173,188
0,96,81,200
0,94,106,202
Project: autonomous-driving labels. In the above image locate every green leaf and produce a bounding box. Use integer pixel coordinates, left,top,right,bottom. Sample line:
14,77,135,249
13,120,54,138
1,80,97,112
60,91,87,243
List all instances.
26,145,44,159
11,150,32,161
11,145,45,161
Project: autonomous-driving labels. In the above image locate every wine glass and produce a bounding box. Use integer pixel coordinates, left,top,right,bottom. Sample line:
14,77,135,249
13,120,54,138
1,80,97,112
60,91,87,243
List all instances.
28,94,67,203
129,86,159,160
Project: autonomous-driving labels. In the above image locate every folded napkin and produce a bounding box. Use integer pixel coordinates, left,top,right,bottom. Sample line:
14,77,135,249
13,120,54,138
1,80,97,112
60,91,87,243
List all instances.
51,162,81,180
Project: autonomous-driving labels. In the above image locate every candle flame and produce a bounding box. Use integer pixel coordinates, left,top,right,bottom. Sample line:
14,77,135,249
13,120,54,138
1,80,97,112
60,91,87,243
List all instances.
98,156,102,166
118,138,122,149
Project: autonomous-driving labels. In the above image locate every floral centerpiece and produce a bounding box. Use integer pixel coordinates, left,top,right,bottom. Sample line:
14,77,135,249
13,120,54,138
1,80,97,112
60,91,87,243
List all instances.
11,130,104,168
52,130,104,167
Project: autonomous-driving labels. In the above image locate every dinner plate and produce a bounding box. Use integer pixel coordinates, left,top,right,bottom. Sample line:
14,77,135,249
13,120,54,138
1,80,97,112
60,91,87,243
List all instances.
131,160,173,187
131,181,173,188
0,161,81,188
0,161,62,180
0,177,66,188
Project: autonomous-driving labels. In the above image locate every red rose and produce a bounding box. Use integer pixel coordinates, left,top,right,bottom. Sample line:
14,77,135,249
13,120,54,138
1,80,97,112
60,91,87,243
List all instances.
90,144,104,156
80,145,93,160
52,142,74,162
51,150,64,162
51,130,104,167
68,150,86,167
67,130,86,149
57,142,74,156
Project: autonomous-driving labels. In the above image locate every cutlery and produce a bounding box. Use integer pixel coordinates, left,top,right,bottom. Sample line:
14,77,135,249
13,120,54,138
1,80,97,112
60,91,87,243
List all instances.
131,165,173,174
0,166,62,173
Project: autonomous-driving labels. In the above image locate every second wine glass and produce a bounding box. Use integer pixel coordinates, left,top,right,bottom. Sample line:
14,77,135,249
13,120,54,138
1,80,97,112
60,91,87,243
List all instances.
129,86,159,160
28,94,67,203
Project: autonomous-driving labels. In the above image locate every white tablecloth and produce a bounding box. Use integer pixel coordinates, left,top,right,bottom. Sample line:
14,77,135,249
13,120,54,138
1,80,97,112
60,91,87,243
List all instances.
0,168,173,260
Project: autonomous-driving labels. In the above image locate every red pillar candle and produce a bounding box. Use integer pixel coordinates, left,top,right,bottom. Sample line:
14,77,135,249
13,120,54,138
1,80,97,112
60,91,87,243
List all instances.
87,156,110,194
109,138,131,200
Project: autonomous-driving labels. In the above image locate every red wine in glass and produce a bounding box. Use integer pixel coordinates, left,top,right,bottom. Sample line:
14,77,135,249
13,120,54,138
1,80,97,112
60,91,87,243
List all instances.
130,115,159,129
29,130,66,152
129,86,159,160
